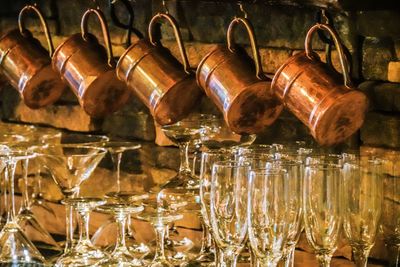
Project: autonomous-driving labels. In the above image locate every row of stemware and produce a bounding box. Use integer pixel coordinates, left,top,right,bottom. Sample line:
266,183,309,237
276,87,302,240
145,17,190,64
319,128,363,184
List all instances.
199,146,398,267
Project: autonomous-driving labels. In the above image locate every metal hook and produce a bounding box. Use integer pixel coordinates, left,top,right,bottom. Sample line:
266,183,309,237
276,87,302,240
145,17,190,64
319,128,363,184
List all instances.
109,0,143,47
162,0,170,14
91,0,101,10
237,2,248,18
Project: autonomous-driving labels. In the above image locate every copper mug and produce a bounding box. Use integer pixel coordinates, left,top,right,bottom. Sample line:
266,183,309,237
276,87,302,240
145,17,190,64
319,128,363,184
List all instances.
271,23,368,146
52,8,130,118
116,12,202,125
0,5,65,109
196,17,283,134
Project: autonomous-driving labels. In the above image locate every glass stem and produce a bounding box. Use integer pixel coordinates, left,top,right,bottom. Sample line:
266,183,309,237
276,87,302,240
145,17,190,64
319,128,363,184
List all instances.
218,250,238,267
64,203,74,253
316,253,332,267
127,215,136,238
34,165,43,201
110,152,122,193
79,208,92,245
153,223,169,262
353,247,370,267
179,142,191,175
279,246,295,267
250,246,260,267
200,219,213,254
4,161,14,222
115,212,128,251
20,159,30,211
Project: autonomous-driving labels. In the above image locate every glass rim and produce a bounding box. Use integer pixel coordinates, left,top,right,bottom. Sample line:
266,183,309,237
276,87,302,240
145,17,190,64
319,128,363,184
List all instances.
249,168,288,176
201,149,232,156
344,157,384,166
212,160,251,168
35,144,107,157
61,133,110,145
3,149,36,160
305,163,342,169
266,158,303,165
162,113,220,126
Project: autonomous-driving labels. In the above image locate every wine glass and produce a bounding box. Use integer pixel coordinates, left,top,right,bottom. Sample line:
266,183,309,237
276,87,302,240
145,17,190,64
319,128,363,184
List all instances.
248,168,293,267
0,149,46,265
90,141,148,255
303,163,342,267
161,113,219,190
157,187,198,265
16,128,63,256
210,160,250,266
342,157,383,267
35,144,107,256
137,203,183,267
380,151,400,266
199,118,256,150
96,203,144,266
0,134,26,228
92,190,150,256
103,141,141,193
56,197,107,266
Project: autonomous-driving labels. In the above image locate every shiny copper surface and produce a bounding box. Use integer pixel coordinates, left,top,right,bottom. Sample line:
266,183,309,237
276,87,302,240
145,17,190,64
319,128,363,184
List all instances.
116,12,202,126
196,17,283,134
52,8,130,118
271,23,368,146
0,5,65,109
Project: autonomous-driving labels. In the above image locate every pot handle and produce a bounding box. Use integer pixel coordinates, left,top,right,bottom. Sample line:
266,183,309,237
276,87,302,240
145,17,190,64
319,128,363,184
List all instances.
18,5,54,57
305,23,352,88
81,8,115,68
148,13,191,75
227,17,264,80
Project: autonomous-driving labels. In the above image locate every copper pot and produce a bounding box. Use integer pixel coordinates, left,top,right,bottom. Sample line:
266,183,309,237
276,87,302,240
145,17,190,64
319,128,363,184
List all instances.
116,12,202,126
196,17,283,134
52,8,130,118
271,23,368,146
0,5,65,109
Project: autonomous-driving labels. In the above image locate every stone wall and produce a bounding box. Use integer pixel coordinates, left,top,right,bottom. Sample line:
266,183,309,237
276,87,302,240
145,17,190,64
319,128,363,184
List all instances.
2,1,400,149
0,0,399,265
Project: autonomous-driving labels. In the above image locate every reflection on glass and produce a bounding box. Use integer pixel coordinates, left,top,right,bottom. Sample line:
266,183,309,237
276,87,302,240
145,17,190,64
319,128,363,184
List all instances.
210,160,250,266
303,164,342,267
343,157,383,267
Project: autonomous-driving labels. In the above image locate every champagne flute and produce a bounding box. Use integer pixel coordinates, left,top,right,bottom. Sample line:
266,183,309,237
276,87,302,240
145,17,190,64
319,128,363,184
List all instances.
303,163,342,267
343,157,383,267
198,150,234,265
269,159,303,267
247,168,293,267
210,160,250,266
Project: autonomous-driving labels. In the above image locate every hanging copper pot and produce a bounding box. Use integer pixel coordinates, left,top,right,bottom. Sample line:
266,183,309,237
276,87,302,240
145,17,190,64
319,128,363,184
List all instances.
116,12,202,126
0,5,65,109
271,23,368,146
196,17,283,134
52,8,131,118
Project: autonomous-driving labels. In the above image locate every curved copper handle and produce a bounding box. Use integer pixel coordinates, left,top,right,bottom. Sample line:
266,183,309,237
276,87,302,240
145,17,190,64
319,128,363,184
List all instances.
227,17,264,80
305,23,352,88
18,5,54,57
81,8,115,67
148,13,191,74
